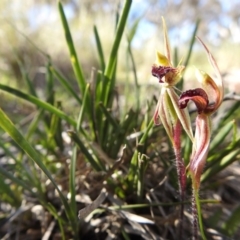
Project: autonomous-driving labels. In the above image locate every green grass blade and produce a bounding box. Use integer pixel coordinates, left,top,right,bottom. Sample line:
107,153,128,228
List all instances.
46,60,54,105
68,130,104,171
25,110,45,140
126,17,141,112
94,25,105,71
0,84,76,127
0,140,18,162
184,18,200,67
51,66,82,105
128,119,154,191
99,102,120,129
202,145,240,183
210,120,234,153
20,67,37,97
58,1,86,93
103,0,132,105
0,176,22,206
0,109,76,232
222,205,240,236
49,101,64,151
0,162,35,195
177,18,200,90
219,101,240,126
69,84,90,229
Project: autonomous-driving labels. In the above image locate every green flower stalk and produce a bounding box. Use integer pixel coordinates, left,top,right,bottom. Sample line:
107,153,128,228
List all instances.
179,38,224,239
152,18,193,236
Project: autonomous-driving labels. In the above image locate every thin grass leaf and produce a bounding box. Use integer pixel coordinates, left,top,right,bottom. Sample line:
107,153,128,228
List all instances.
46,60,54,105
177,18,200,90
94,25,105,71
49,101,64,151
184,19,200,67
68,130,104,171
219,101,240,126
210,120,234,153
45,203,66,240
69,84,90,228
20,66,37,97
109,109,137,158
0,109,77,233
0,140,18,162
103,0,132,105
0,84,76,127
222,205,240,236
202,144,240,183
58,1,86,93
50,66,82,105
99,102,120,130
25,109,44,140
0,177,21,206
126,26,140,112
0,164,35,195
128,119,154,192
127,16,141,43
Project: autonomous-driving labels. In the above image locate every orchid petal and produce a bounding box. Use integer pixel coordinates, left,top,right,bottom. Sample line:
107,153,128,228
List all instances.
156,52,171,66
188,114,211,190
162,17,171,64
196,37,224,109
179,88,209,114
195,69,221,113
167,88,194,142
159,88,175,144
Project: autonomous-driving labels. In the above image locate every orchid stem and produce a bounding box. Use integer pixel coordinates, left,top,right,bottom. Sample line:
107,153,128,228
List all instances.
173,120,186,239
192,187,207,240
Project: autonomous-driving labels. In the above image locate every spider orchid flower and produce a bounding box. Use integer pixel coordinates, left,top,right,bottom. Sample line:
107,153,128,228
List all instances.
152,20,194,232
179,38,224,190
152,18,193,145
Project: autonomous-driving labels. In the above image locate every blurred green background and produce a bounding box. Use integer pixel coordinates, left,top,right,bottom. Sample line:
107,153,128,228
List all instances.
1,0,240,101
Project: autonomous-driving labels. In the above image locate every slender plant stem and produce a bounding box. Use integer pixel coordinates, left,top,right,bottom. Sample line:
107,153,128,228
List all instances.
193,187,207,240
173,120,186,239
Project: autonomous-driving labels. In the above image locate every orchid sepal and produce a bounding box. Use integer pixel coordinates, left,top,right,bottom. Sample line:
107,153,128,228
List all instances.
188,114,211,190
156,51,171,66
167,88,194,142
196,37,224,110
195,69,222,113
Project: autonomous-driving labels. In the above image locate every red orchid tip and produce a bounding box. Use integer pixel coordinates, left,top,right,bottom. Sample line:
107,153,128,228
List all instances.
179,88,209,114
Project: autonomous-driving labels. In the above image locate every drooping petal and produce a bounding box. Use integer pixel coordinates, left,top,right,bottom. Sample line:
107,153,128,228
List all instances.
188,114,211,190
168,88,194,142
154,88,183,145
196,37,224,110
179,88,209,113
159,88,175,144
